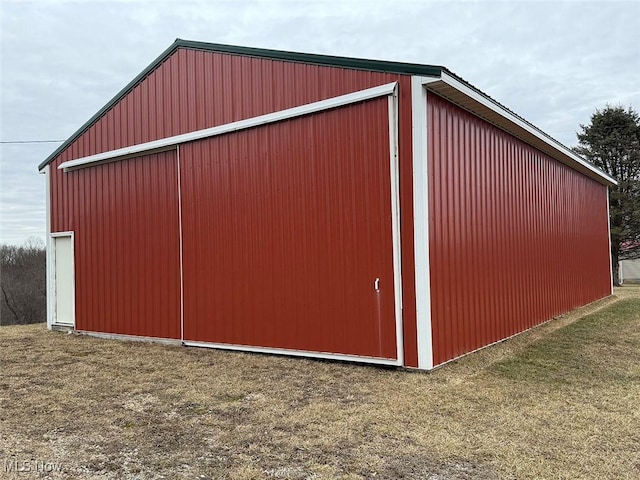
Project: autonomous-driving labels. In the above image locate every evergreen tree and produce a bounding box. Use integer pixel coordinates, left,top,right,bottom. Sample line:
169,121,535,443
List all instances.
575,106,640,285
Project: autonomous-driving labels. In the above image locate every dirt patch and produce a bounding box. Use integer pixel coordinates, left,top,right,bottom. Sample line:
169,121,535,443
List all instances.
1,286,639,479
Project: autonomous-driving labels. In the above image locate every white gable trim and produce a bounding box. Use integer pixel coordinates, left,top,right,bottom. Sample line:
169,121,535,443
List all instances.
58,82,398,171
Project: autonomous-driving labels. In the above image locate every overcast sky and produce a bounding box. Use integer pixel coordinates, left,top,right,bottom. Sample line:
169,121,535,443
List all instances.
1,0,639,245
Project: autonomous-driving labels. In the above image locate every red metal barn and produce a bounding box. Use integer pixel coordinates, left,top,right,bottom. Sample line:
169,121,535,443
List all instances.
40,40,615,370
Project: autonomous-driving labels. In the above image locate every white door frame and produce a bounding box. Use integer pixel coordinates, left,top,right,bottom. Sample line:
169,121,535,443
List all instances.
388,87,404,366
49,231,76,327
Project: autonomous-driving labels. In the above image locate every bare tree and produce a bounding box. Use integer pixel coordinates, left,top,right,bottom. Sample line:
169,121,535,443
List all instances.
0,237,46,325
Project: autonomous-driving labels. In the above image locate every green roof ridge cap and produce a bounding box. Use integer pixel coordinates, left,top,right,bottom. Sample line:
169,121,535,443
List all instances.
175,39,443,76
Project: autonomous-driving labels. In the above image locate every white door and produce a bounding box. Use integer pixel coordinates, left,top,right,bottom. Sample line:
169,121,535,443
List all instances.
54,235,74,325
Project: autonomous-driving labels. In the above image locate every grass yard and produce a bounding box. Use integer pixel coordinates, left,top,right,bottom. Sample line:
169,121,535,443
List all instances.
1,287,639,479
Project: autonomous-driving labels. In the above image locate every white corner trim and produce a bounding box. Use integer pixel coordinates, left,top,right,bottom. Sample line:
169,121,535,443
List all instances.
434,72,617,186
388,87,404,366
177,145,185,342
45,166,54,329
183,340,401,366
606,186,614,292
58,82,399,171
411,76,434,370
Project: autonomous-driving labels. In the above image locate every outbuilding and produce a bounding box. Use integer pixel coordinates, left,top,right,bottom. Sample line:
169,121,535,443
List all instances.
619,243,640,284
39,39,615,370
620,257,640,284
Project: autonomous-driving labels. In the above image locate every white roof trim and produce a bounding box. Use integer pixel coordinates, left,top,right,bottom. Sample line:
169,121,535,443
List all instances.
424,73,617,186
58,82,398,171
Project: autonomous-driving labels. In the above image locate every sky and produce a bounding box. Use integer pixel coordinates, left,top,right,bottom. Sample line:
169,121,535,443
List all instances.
1,0,639,245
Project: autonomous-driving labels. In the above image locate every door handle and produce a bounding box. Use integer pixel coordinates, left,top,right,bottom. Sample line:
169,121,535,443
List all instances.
374,277,380,292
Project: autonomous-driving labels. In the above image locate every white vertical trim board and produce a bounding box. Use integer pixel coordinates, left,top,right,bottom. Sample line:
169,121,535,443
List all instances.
388,87,404,366
606,186,614,292
45,166,54,329
57,82,399,171
412,76,434,370
177,145,185,342
50,231,76,327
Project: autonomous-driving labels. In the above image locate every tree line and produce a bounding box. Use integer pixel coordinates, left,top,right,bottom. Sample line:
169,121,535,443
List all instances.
0,238,46,325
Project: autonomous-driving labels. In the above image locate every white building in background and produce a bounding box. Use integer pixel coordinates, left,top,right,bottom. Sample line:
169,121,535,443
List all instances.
620,257,640,284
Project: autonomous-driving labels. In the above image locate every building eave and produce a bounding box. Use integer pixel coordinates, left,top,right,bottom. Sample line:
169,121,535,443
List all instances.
419,73,617,186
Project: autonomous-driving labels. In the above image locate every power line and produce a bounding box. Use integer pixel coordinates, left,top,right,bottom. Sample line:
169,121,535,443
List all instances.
1,140,65,144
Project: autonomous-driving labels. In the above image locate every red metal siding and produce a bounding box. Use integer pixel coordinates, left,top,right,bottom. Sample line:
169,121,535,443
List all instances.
51,151,181,339
54,49,407,157
49,48,419,366
427,93,612,366
180,98,397,358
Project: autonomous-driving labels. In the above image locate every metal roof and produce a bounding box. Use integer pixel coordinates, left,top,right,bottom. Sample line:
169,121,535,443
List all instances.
38,39,616,186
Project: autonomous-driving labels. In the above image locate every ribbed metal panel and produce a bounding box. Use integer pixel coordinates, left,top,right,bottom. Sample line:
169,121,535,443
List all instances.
180,98,397,359
55,48,407,157
427,94,611,366
51,151,181,339
48,48,420,365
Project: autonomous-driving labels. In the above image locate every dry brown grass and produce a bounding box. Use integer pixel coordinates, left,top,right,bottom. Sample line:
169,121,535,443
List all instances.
1,286,639,479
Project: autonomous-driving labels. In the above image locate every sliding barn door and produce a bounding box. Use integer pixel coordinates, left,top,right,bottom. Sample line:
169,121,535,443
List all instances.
180,97,399,360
